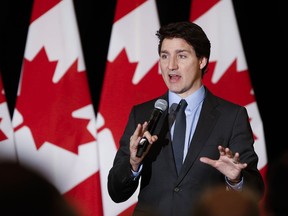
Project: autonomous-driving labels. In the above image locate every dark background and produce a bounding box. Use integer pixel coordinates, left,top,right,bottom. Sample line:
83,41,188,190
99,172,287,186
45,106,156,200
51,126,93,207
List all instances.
0,0,286,164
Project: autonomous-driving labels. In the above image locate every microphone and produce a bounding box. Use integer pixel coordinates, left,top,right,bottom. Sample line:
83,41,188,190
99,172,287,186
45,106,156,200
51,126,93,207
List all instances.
136,99,168,157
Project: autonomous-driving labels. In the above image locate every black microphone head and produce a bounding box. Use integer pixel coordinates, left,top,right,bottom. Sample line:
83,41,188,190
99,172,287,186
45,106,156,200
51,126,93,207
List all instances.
155,99,168,112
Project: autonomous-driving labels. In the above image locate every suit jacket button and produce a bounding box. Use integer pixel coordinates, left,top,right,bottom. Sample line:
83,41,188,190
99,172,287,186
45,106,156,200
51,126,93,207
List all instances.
174,187,180,192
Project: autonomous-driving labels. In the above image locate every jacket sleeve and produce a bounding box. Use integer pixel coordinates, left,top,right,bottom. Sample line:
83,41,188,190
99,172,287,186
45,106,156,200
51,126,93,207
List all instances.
231,106,265,199
107,106,141,203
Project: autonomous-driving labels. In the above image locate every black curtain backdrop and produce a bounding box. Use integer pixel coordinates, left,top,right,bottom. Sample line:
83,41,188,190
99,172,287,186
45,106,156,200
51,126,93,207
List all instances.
0,0,286,163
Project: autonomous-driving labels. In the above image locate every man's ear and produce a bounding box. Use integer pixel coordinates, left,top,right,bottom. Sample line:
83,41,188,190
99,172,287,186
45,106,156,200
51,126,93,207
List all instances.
199,57,208,70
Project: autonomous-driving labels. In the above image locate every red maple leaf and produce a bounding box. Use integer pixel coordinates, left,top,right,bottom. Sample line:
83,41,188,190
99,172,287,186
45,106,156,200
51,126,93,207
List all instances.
0,117,7,141
98,49,167,148
203,60,257,141
15,47,95,154
203,60,255,107
0,74,8,141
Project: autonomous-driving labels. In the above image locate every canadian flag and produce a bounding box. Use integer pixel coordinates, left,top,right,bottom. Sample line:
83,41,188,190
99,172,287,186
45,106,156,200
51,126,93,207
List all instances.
96,0,166,215
0,72,17,162
11,0,102,215
190,0,268,177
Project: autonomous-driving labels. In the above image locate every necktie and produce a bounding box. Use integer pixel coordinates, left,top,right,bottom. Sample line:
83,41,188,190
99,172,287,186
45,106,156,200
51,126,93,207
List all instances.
173,99,187,174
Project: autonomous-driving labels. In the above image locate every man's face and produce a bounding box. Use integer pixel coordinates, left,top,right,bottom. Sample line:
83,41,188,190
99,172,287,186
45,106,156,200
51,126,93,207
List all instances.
159,38,206,98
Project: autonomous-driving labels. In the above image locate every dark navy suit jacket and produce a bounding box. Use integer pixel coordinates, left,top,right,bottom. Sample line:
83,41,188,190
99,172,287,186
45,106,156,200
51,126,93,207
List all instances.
108,87,264,216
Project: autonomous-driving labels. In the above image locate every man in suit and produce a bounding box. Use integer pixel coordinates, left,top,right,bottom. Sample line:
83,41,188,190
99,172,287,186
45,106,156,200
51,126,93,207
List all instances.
107,21,264,216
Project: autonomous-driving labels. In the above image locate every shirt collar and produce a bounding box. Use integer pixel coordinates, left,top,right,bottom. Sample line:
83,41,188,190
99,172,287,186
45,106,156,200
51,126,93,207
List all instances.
168,85,206,114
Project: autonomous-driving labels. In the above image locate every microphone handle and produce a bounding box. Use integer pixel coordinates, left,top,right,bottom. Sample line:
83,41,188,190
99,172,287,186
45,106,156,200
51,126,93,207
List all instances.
136,107,165,157
136,137,149,157
136,110,161,157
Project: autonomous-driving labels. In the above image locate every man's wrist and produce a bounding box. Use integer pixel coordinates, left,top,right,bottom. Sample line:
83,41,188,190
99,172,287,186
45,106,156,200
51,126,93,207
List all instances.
226,175,242,184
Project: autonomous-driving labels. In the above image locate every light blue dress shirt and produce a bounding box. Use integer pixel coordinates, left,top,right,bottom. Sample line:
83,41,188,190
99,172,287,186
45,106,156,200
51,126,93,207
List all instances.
168,85,205,162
